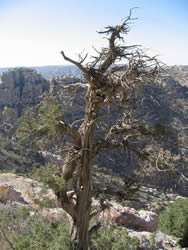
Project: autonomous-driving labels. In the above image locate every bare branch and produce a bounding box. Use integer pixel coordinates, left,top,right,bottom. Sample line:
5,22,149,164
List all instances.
59,120,81,146
97,9,138,72
109,65,128,74
155,151,188,182
54,82,89,89
71,119,84,128
174,166,188,182
61,51,87,73
77,51,88,64
96,140,150,162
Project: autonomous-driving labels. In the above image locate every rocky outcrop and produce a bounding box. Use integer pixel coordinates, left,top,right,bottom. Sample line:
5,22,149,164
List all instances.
0,173,185,249
127,230,179,250
0,173,70,225
0,185,28,204
100,203,159,232
0,68,49,116
0,173,55,207
0,174,158,233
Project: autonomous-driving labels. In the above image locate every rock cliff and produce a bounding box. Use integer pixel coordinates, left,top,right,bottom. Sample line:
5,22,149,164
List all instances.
0,68,49,117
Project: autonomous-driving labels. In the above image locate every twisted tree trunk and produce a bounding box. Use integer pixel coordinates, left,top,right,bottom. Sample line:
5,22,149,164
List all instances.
71,88,101,250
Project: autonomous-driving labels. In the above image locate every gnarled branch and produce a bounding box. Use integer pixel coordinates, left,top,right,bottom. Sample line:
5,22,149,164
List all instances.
54,82,89,90
61,51,88,74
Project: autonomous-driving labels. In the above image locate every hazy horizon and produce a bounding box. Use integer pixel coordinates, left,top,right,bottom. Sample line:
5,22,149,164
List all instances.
0,63,188,71
0,0,187,67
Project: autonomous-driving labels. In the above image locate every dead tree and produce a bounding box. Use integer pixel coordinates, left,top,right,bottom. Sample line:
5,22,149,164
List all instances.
56,11,164,250
18,10,164,250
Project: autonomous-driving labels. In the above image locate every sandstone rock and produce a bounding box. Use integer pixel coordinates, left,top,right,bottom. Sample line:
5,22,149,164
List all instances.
0,174,71,226
127,230,152,249
154,231,179,249
127,229,179,250
0,174,158,233
100,203,159,232
0,185,28,204
0,68,49,115
0,173,55,207
39,208,70,223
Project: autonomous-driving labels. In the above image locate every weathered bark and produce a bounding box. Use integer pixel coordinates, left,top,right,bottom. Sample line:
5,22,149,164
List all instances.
71,155,93,250
71,88,101,250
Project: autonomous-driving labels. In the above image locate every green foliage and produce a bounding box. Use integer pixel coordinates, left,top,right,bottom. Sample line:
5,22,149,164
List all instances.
140,122,170,137
0,209,141,250
32,163,72,193
157,158,176,176
32,163,60,192
154,123,166,136
16,96,65,146
140,124,153,136
0,133,9,148
3,107,16,120
16,111,38,144
90,223,140,250
0,207,71,250
159,198,188,247
38,96,65,136
13,217,70,250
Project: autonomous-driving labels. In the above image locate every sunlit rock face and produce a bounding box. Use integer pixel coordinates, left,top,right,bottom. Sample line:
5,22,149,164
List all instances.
0,68,49,116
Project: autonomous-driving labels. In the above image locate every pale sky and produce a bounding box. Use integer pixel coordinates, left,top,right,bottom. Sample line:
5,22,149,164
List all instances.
0,0,188,67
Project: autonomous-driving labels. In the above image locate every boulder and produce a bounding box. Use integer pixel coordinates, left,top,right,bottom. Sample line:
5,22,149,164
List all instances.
0,185,28,204
0,173,55,207
39,208,70,223
100,203,159,232
127,229,179,250
0,173,70,224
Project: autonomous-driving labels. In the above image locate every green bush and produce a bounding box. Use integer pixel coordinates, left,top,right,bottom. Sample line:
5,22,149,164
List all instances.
159,198,188,247
0,207,70,250
0,207,141,250
90,223,139,250
13,220,70,250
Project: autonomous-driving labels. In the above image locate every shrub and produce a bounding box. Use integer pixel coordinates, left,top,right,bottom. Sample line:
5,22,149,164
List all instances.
159,198,188,247
90,223,140,250
1,208,140,250
0,207,70,250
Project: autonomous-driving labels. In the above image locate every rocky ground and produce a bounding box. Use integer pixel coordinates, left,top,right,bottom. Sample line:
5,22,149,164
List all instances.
0,173,187,249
